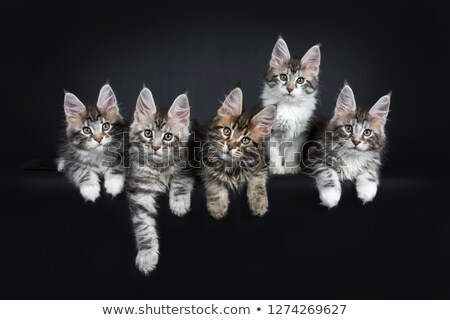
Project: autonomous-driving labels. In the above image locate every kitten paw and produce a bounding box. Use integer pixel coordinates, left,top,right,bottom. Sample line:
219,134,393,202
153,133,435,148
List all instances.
105,175,124,197
56,158,65,172
135,250,159,275
270,166,286,175
170,196,191,217
319,187,341,208
207,203,228,220
357,182,377,204
249,198,268,217
80,182,101,202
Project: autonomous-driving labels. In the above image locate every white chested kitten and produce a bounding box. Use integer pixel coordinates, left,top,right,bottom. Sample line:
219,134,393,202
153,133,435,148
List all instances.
303,85,391,208
261,37,320,174
57,84,126,202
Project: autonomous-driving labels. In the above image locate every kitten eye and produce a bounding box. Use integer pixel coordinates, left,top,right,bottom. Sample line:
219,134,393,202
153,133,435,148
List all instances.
144,129,152,138
102,122,111,131
344,125,353,133
241,137,251,144
297,77,305,84
279,74,287,81
223,127,232,136
163,133,173,141
82,127,91,134
363,129,372,137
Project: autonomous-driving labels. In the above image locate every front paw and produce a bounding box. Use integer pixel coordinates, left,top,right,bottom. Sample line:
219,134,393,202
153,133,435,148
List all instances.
135,249,159,275
80,182,101,202
270,166,286,175
319,187,341,208
357,182,377,204
249,197,268,217
170,196,191,217
207,201,228,220
104,175,125,197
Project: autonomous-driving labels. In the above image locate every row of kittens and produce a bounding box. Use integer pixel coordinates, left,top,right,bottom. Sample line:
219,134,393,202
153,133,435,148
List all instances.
57,37,391,274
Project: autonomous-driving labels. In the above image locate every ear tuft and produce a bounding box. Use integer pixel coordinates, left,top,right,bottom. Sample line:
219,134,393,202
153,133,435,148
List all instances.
218,87,243,118
168,94,190,128
134,87,157,124
64,92,86,122
252,105,277,136
335,84,356,116
270,37,291,68
301,44,321,75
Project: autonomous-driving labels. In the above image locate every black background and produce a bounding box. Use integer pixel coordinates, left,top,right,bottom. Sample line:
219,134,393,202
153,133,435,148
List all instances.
1,1,449,298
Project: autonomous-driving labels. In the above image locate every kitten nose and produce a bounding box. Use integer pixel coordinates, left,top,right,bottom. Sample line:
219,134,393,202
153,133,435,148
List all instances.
94,136,103,143
227,141,237,150
352,139,361,146
287,87,294,93
152,145,161,151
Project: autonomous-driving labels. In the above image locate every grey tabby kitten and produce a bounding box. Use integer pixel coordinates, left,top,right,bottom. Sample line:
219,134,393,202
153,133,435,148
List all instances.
200,88,276,219
127,87,194,275
57,84,125,202
302,84,391,208
261,37,320,174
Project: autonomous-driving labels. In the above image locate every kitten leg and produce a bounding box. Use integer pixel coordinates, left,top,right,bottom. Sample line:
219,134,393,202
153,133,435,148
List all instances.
284,135,304,174
206,181,229,219
315,167,341,208
268,136,285,175
169,176,194,217
73,167,101,202
129,192,160,275
355,170,379,204
104,167,125,197
247,173,269,216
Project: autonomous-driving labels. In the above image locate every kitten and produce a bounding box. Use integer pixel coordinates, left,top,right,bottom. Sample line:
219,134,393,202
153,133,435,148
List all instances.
302,84,391,208
200,88,276,219
57,84,126,202
261,37,321,174
127,87,194,275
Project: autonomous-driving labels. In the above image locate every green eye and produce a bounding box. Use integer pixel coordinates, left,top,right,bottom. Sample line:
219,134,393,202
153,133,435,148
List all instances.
241,137,251,144
102,122,111,131
164,133,173,141
344,125,352,133
82,127,91,134
144,129,152,138
297,77,305,84
363,129,372,137
279,74,287,81
223,127,231,136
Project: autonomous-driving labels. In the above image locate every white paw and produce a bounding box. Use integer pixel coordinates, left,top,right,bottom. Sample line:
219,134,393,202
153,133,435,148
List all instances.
270,166,286,175
319,187,341,208
135,250,159,275
80,182,101,202
170,196,191,217
104,175,124,197
357,182,378,204
284,166,301,174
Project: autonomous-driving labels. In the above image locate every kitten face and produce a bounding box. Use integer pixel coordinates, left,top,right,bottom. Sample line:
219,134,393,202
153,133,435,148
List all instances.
265,37,320,102
64,84,123,152
130,88,190,162
329,85,390,152
206,88,276,166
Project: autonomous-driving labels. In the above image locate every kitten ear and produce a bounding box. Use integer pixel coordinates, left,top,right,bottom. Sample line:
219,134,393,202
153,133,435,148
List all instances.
218,87,243,118
97,84,119,119
270,37,291,68
301,44,321,75
168,94,190,128
251,105,277,136
64,92,86,124
134,87,157,124
335,85,356,116
369,94,391,124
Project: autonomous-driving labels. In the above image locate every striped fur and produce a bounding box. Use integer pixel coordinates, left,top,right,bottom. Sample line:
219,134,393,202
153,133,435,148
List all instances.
57,85,126,202
127,88,194,275
302,85,391,208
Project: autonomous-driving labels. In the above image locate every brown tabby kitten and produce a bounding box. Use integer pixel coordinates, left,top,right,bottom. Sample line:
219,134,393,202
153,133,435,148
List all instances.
199,88,276,219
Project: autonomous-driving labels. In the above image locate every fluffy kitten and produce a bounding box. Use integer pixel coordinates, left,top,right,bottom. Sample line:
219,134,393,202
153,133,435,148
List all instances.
200,88,276,219
302,84,391,208
127,87,194,275
261,37,321,174
57,84,126,202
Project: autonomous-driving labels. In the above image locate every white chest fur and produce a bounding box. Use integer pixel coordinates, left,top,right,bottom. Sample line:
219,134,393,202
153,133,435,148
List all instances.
336,150,380,181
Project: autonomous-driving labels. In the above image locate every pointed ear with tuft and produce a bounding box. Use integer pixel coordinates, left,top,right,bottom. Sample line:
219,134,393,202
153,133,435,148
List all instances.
218,87,243,118
134,87,157,124
270,37,291,68
251,105,277,136
168,94,190,129
64,92,86,124
334,85,356,117
301,44,321,75
369,94,391,125
97,84,119,120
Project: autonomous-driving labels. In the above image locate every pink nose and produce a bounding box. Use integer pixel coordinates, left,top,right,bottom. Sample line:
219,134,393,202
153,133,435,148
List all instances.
287,88,294,93
352,139,361,146
153,146,161,151
94,136,103,143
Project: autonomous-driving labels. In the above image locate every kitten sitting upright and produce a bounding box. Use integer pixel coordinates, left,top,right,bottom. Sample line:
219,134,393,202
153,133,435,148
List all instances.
261,37,321,174
302,84,391,208
57,84,126,202
200,88,276,219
